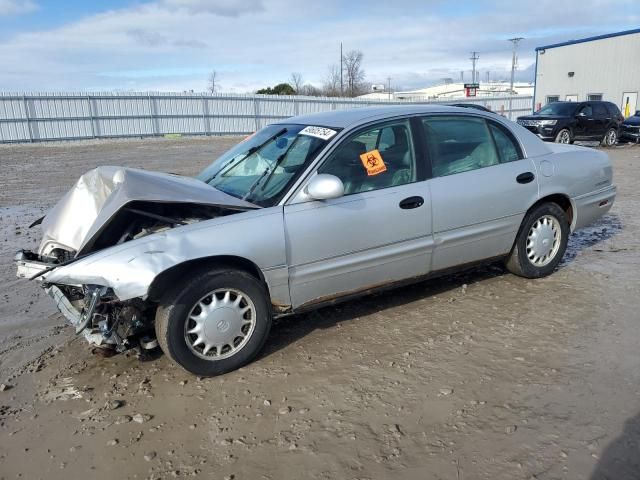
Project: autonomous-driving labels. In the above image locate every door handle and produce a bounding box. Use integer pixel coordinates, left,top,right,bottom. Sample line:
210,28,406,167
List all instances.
399,196,424,209
516,172,535,184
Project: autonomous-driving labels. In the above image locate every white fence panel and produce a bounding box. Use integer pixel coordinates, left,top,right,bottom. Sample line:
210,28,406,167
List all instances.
0,92,534,143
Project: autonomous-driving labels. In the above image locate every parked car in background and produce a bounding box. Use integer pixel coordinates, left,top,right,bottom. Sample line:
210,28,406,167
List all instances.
517,101,624,146
619,110,640,144
16,105,616,376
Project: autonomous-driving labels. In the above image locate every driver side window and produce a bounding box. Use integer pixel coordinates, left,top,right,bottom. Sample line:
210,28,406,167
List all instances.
578,104,593,116
318,120,416,195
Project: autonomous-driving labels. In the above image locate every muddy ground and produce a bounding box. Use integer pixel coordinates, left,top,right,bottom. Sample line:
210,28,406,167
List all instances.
0,137,639,480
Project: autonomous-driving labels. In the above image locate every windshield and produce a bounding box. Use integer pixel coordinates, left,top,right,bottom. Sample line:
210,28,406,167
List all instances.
536,102,578,116
197,124,336,207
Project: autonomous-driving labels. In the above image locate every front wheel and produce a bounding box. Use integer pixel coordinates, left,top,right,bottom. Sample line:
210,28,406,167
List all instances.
155,269,272,376
554,129,571,144
505,203,569,279
601,128,618,147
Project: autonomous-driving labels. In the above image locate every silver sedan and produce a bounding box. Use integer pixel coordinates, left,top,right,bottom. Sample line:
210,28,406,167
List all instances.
16,105,616,376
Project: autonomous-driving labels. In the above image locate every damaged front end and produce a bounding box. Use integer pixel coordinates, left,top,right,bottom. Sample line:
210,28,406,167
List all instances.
16,252,160,352
16,165,258,353
47,284,156,351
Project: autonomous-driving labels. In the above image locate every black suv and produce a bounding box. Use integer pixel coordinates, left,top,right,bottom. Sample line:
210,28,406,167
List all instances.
517,101,624,146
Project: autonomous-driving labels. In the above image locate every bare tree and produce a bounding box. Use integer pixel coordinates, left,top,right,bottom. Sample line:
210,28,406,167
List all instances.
342,50,366,97
208,70,219,94
322,64,342,97
290,72,303,94
299,84,322,96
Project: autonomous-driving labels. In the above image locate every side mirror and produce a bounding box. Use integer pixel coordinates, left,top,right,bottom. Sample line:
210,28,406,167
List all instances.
305,174,344,200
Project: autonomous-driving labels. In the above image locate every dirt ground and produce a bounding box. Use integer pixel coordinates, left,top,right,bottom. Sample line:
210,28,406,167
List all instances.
0,137,639,480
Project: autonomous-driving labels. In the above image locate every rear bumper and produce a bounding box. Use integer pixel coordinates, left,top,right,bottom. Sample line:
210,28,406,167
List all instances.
573,185,617,230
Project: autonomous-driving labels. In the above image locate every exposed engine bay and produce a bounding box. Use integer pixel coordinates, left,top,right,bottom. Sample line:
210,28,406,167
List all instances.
16,165,259,355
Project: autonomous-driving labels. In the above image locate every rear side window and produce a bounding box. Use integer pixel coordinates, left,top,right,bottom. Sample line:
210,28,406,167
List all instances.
593,104,608,117
488,122,522,163
606,102,621,116
421,116,499,177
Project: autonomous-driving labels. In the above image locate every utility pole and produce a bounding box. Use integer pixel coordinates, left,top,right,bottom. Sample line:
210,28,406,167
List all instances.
508,37,523,120
387,76,391,101
470,51,479,85
340,42,343,97
508,37,523,94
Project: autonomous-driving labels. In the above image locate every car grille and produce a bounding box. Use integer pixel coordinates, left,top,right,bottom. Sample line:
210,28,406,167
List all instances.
517,120,538,127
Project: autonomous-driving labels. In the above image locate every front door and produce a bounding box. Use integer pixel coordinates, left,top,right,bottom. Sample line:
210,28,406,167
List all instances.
420,115,539,271
284,119,433,309
621,92,638,118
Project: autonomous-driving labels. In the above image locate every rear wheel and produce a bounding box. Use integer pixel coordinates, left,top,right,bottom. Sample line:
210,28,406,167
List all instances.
505,203,569,278
155,268,272,376
555,129,571,144
601,128,618,147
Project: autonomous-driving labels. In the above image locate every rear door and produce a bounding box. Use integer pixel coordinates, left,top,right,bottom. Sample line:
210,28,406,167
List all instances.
420,115,539,271
592,103,610,138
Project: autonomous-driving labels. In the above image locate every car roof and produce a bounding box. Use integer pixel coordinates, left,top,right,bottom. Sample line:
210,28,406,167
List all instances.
276,104,482,129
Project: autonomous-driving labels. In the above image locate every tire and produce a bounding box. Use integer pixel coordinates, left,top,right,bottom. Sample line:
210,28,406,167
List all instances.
155,268,271,376
554,129,571,144
601,128,618,147
505,203,569,279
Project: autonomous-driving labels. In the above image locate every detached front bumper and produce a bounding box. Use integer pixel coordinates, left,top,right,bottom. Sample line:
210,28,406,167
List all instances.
15,251,113,346
47,285,111,345
15,250,52,280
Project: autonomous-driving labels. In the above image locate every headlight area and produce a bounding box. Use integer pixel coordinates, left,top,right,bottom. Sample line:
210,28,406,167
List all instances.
46,283,158,353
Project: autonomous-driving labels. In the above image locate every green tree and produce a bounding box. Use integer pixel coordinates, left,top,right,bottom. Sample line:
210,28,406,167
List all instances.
256,83,296,95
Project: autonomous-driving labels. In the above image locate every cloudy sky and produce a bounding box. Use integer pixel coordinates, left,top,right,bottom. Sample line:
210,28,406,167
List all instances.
0,0,638,93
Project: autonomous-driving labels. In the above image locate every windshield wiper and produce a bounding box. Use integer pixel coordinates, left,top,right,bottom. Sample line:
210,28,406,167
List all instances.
208,128,287,181
241,130,291,201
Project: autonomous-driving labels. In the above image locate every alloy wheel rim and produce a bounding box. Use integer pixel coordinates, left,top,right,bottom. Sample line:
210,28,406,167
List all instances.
184,288,256,361
559,131,570,143
526,215,562,267
607,130,617,146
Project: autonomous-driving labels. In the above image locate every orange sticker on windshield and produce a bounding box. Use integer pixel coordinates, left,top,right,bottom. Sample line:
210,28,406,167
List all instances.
359,149,387,176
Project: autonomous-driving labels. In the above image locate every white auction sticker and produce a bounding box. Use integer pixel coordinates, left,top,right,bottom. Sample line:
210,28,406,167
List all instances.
299,125,338,141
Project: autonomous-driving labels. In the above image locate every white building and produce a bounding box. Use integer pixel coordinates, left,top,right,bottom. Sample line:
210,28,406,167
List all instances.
534,28,640,116
358,81,533,101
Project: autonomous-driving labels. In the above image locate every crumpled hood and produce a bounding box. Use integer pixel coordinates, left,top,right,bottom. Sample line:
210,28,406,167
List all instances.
39,166,257,256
